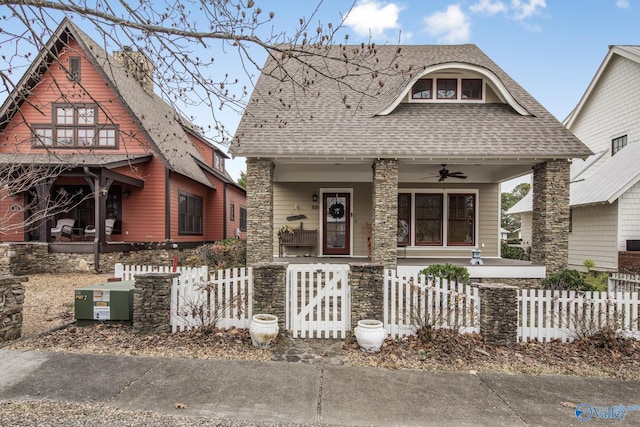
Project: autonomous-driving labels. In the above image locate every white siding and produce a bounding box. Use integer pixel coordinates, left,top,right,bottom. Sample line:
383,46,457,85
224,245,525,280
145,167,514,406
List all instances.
568,202,618,271
570,55,640,168
618,180,640,250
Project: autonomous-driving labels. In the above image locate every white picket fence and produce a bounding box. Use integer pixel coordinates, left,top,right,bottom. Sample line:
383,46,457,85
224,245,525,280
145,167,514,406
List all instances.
383,269,480,339
286,264,350,339
609,273,640,292
115,263,252,333
518,289,640,343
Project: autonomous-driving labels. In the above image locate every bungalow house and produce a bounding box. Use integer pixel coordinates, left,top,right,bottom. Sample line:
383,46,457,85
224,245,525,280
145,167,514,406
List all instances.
0,18,246,266
508,45,640,273
231,44,591,275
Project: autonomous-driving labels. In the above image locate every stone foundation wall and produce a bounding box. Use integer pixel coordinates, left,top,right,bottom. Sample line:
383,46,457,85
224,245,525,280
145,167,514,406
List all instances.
349,263,384,332
0,243,198,276
132,272,178,334
0,276,27,341
618,251,640,274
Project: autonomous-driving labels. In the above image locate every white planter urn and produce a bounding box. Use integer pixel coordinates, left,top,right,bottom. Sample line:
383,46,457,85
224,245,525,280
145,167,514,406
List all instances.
249,314,279,349
354,319,386,353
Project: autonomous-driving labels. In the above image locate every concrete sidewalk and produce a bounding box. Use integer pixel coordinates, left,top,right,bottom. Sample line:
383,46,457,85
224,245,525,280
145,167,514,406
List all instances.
1,349,639,426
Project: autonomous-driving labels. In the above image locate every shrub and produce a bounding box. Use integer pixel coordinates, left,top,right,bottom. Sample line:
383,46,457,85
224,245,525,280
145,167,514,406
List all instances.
420,263,470,285
541,269,588,291
189,239,246,269
501,242,529,260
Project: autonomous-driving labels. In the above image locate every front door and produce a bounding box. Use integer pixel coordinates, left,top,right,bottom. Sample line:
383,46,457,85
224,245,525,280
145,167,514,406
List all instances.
323,193,350,256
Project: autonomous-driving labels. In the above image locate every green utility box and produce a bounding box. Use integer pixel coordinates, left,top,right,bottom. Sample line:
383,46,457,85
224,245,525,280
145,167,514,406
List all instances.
75,281,135,326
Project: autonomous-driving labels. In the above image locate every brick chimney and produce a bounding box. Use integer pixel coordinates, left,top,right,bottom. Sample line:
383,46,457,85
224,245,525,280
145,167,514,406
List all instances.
112,46,154,95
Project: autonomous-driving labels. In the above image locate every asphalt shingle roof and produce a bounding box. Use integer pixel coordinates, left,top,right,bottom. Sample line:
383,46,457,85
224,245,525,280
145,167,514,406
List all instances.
231,44,591,160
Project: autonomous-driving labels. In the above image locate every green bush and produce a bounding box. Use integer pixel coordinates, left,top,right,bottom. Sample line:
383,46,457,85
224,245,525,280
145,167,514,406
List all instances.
188,239,246,269
501,242,529,260
541,269,588,291
420,263,470,285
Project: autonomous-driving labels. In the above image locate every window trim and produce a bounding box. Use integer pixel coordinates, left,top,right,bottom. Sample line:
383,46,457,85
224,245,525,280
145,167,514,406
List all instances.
411,78,433,100
611,134,627,156
178,190,203,235
31,103,119,149
396,190,478,247
239,206,247,232
230,201,235,221
461,79,483,100
436,78,458,99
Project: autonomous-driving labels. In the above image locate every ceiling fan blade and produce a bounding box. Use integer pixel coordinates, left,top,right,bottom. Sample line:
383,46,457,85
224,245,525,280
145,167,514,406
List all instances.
449,175,467,179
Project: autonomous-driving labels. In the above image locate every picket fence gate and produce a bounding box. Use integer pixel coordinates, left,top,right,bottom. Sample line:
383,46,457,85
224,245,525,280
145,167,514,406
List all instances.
518,289,640,343
383,270,480,339
286,264,350,339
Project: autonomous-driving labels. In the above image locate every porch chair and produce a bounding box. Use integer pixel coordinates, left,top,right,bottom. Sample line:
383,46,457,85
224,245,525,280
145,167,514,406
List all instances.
83,218,116,241
51,218,75,241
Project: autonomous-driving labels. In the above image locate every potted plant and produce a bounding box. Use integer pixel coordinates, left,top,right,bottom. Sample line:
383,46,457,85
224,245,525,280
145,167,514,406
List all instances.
249,313,279,349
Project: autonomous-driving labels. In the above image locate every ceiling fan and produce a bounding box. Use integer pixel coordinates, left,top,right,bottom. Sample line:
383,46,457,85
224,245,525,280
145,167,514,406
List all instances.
422,164,468,181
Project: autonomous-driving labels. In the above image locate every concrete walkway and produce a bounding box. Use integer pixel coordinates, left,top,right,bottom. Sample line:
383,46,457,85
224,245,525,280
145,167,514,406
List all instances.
1,349,639,426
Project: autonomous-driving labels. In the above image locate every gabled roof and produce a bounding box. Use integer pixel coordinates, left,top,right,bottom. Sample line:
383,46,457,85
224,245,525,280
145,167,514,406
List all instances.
564,45,640,128
0,18,239,189
506,142,640,213
231,44,591,160
571,142,640,207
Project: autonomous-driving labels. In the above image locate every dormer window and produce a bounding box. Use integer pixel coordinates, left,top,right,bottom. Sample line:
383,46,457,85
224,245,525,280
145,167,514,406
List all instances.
462,79,482,99
411,79,432,99
437,79,457,99
69,57,81,81
214,151,225,171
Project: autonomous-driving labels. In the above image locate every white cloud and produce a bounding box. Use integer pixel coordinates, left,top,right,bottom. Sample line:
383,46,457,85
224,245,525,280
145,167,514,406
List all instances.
343,0,402,39
424,5,471,43
470,0,508,15
511,0,546,20
616,0,630,8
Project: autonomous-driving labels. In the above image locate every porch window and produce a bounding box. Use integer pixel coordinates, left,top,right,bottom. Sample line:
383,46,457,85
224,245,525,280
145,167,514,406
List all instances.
397,193,411,246
240,206,247,232
31,104,118,148
396,192,477,247
415,194,443,245
437,79,457,99
447,194,475,245
178,191,203,235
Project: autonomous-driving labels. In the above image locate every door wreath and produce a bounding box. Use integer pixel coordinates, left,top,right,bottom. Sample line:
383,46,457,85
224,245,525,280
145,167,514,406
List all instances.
329,202,345,219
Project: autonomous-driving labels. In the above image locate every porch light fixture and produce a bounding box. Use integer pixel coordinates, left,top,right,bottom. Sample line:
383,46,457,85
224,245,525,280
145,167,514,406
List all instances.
123,189,131,198
312,193,318,202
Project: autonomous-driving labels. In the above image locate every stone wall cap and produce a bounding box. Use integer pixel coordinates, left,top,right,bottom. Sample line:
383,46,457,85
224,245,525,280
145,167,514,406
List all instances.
349,262,385,268
252,262,289,268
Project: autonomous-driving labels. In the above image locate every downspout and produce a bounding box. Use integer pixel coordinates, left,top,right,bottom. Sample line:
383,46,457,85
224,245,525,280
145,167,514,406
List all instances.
84,167,101,273
223,182,227,240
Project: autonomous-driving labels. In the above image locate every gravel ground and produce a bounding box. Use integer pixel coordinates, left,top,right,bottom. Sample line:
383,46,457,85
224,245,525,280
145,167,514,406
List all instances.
2,273,640,425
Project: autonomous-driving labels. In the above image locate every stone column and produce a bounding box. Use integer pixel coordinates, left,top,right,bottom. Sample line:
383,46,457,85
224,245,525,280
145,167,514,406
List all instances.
477,283,518,346
133,272,178,334
531,160,570,275
372,159,398,269
252,262,287,332
349,263,384,332
246,159,274,266
0,276,27,341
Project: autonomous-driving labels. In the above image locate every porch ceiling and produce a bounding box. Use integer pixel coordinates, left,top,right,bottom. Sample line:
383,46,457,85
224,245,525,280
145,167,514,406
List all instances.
272,159,536,184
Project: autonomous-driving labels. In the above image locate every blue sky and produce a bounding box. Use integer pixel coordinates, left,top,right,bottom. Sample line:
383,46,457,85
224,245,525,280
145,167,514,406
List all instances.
2,1,639,187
